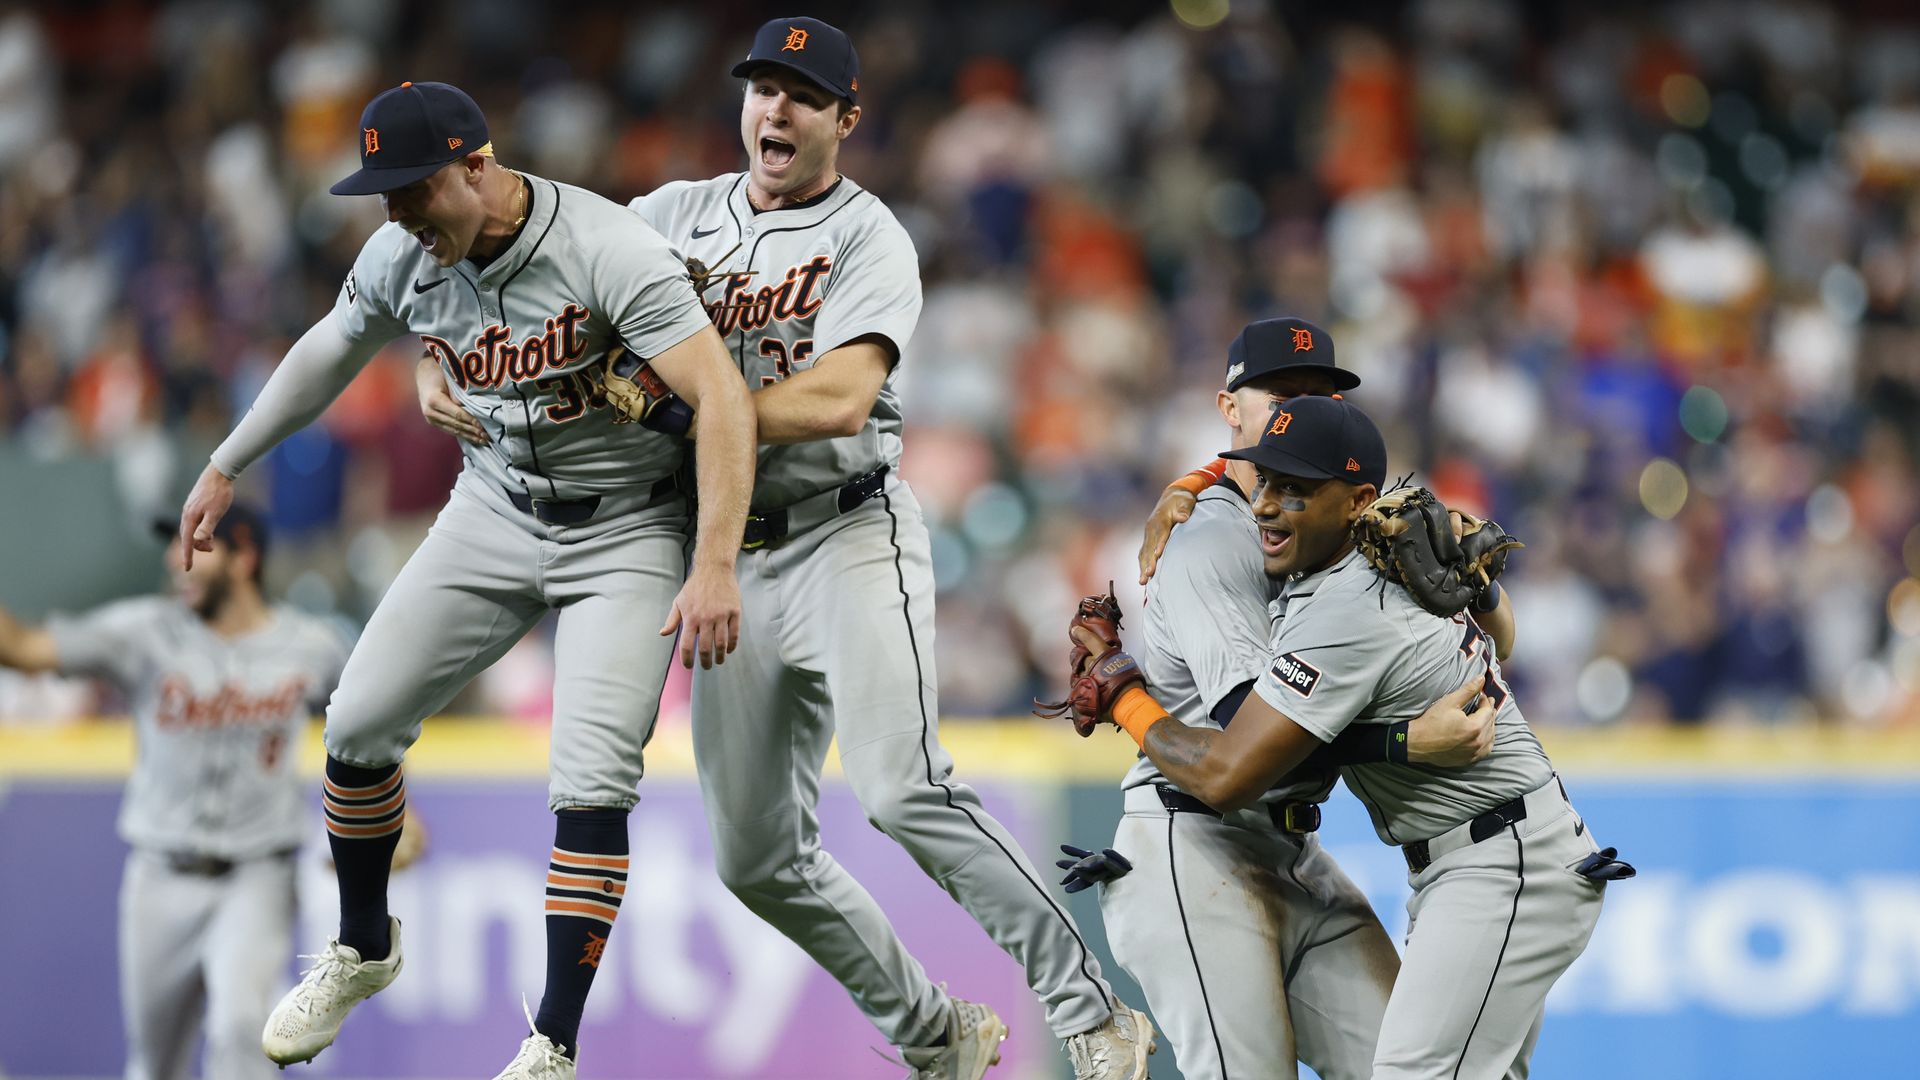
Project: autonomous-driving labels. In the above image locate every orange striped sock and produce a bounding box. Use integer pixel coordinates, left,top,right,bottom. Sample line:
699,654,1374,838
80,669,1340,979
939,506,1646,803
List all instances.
323,757,405,959
534,809,629,1057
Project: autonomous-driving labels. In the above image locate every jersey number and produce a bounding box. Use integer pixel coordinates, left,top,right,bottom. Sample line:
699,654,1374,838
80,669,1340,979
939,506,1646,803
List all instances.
1457,617,1512,709
759,338,814,387
536,371,610,423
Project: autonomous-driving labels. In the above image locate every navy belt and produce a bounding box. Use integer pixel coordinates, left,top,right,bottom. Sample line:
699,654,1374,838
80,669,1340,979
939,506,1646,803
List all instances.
1155,785,1321,835
507,475,677,526
1402,794,1528,873
163,846,296,877
742,466,890,550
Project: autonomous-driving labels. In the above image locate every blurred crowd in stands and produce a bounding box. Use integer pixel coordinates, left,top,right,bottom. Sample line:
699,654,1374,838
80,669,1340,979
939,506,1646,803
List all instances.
2,0,1918,727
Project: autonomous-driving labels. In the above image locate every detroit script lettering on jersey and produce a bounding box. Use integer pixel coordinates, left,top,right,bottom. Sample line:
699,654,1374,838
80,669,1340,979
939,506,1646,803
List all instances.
702,256,831,336
155,675,314,730
425,303,591,391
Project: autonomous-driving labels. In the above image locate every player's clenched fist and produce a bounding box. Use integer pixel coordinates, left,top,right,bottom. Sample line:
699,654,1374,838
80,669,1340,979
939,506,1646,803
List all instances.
178,462,235,571
1034,585,1146,736
660,561,743,669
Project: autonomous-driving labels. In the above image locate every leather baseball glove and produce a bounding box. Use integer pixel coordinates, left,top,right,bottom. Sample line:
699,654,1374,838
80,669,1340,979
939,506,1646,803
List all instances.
1033,585,1146,736
1352,487,1522,618
600,345,694,437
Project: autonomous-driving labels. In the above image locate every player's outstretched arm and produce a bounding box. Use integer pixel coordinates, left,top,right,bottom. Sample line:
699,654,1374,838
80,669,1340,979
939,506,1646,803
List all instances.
648,324,756,669
0,605,60,674
749,336,892,445
186,311,382,568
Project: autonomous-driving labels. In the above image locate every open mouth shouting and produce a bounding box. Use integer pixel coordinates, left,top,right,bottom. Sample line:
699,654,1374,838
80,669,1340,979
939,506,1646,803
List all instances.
405,222,441,256
759,136,797,173
1259,522,1294,558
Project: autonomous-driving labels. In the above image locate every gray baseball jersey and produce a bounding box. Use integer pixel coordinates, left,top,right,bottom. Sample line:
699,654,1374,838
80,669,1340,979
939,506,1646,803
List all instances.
1258,549,1553,844
339,176,712,500
1107,479,1396,1080
1257,548,1608,1078
50,597,344,1080
629,173,919,507
636,173,1126,1047
49,597,348,859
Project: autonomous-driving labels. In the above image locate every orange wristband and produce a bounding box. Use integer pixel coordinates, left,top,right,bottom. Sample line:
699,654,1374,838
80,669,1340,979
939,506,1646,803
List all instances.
1166,458,1228,497
1112,686,1169,747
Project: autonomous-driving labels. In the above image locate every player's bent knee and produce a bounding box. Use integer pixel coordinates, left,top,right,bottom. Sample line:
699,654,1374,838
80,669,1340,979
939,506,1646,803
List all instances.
708,833,806,897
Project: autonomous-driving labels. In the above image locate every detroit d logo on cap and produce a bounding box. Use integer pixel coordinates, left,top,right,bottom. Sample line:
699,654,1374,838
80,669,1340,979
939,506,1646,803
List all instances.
783,26,809,51
1268,410,1294,436
1292,327,1313,351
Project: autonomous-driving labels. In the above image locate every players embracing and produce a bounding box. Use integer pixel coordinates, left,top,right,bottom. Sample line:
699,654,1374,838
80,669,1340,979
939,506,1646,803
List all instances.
1048,348,1634,1078
418,15,1155,1080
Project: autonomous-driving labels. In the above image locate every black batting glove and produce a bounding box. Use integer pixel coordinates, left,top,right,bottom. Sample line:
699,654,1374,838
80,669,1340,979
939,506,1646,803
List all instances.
1055,844,1134,894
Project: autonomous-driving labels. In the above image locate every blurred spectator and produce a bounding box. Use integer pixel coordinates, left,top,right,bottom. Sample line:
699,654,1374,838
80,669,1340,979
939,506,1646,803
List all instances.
3,0,1919,726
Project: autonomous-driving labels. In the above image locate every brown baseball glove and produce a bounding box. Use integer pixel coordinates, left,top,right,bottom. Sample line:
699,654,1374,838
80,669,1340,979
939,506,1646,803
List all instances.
1352,487,1522,618
1033,585,1146,737
600,345,694,437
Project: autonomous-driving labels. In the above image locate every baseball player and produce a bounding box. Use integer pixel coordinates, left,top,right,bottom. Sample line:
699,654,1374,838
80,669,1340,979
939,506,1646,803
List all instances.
1052,395,1633,1079
1060,319,1510,1080
0,505,349,1080
177,81,757,1078
616,17,1153,1080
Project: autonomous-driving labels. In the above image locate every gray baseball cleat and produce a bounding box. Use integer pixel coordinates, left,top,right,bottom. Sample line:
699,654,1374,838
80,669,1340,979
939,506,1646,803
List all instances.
261,918,404,1066
899,997,1009,1080
1064,1003,1156,1080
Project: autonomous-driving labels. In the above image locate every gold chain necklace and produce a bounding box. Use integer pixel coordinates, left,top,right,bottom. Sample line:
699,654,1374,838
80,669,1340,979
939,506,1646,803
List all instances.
506,169,528,230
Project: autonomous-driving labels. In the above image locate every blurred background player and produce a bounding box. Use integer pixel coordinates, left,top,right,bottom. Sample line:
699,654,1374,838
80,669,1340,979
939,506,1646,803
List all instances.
0,504,350,1080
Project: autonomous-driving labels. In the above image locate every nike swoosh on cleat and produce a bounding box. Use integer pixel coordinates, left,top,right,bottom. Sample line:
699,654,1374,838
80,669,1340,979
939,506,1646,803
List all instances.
690,225,723,240
413,278,447,295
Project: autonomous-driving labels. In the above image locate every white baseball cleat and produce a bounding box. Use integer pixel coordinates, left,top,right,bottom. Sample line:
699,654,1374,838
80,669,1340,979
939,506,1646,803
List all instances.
899,997,1009,1080
1064,1003,1156,1080
491,999,576,1079
261,917,404,1066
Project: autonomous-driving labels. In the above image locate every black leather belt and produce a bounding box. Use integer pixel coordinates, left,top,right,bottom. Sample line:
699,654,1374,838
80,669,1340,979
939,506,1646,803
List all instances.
1402,794,1528,873
166,852,236,876
1155,785,1321,835
162,847,296,877
742,466,890,550
506,475,678,526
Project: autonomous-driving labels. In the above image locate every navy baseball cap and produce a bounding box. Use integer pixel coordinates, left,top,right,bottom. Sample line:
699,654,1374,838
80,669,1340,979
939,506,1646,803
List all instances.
153,502,270,560
1225,317,1360,393
1221,395,1387,491
329,81,489,196
731,17,860,103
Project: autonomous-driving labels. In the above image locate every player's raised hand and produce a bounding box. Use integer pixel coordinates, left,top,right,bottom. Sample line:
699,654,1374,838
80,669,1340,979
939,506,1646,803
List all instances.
661,561,743,669
1406,676,1496,767
414,352,490,446
1138,486,1198,585
178,463,234,571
